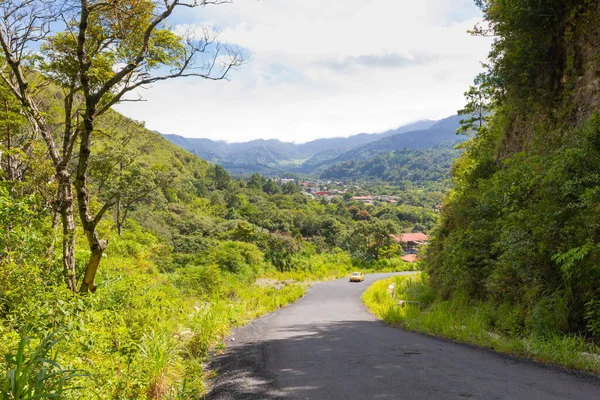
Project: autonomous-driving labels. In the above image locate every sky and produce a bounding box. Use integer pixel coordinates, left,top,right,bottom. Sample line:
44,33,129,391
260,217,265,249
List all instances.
114,0,493,143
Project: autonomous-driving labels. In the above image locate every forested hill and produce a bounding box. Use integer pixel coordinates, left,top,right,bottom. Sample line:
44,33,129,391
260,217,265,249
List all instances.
300,115,466,175
163,116,465,176
162,119,442,175
426,1,600,346
319,146,460,186
162,119,435,162
325,115,464,162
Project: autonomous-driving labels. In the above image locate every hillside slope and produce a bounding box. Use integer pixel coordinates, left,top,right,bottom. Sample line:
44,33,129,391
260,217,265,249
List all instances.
102,111,212,179
330,115,463,161
426,1,600,344
3,98,426,398
319,146,460,187
162,119,437,175
295,115,465,175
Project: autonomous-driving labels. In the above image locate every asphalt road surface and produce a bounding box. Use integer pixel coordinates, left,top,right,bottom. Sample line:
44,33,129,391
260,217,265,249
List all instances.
207,273,600,399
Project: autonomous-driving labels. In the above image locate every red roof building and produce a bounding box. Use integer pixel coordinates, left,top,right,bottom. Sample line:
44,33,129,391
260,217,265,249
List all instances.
399,233,429,242
393,233,429,258
391,233,429,243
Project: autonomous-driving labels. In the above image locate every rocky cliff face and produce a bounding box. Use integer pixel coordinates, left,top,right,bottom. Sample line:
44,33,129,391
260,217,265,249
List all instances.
494,2,600,158
569,5,600,124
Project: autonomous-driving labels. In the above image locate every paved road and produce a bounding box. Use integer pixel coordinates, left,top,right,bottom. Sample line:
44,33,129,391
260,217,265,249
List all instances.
207,273,600,399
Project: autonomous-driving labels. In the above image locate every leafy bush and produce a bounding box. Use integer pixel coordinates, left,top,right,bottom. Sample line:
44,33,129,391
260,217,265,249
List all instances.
207,241,264,277
171,264,224,297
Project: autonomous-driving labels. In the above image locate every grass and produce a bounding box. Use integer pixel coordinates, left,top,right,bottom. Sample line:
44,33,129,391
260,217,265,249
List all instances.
0,333,87,399
0,243,311,399
362,274,600,375
0,221,415,400
261,252,416,283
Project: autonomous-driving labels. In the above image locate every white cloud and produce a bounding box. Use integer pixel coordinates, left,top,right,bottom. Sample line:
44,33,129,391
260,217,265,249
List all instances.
114,0,492,143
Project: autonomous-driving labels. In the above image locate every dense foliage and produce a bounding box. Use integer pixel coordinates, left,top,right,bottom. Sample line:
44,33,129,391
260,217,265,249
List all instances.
363,275,600,373
1,113,423,398
0,1,429,398
319,146,459,187
426,0,600,341
0,73,430,399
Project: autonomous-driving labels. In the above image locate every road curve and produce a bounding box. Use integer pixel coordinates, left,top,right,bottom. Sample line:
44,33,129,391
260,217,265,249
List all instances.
207,273,600,399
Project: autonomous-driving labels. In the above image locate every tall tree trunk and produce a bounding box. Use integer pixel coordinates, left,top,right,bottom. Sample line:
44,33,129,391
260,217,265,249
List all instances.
76,7,107,294
79,229,107,293
57,170,77,292
77,114,109,293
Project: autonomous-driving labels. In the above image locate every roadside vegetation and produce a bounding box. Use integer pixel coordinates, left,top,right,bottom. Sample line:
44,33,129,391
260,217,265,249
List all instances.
0,1,425,398
363,0,600,372
0,3,419,397
1,175,416,399
7,0,600,396
363,274,600,374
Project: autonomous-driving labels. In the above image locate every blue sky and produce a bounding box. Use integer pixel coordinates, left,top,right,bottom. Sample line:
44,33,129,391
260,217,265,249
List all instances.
115,0,492,143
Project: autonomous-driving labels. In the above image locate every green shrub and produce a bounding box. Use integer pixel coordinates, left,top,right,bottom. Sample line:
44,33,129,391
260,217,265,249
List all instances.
493,303,526,337
584,298,600,337
528,293,570,338
171,264,223,297
207,241,264,277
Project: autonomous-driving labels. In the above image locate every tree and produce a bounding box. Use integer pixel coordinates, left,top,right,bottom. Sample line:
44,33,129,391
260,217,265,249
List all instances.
226,192,245,210
213,165,231,191
345,220,398,261
0,1,79,291
112,165,173,236
457,73,494,136
354,209,370,221
282,181,299,195
88,115,174,236
247,173,264,190
263,179,281,195
348,205,360,218
69,1,243,293
334,199,351,219
264,233,300,272
0,0,245,293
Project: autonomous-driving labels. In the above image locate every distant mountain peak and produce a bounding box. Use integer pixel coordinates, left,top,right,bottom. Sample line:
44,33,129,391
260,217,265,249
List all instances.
162,117,460,176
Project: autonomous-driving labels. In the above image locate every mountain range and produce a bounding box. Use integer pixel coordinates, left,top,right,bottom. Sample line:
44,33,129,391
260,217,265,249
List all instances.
162,115,466,177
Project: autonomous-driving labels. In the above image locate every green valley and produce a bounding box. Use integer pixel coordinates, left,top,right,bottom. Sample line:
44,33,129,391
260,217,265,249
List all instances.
162,118,462,177
3,0,600,399
0,2,429,396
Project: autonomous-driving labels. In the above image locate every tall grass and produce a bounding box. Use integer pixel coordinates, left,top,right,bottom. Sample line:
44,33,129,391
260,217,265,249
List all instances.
1,332,88,399
1,225,415,399
363,275,600,374
139,330,182,399
262,252,416,283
